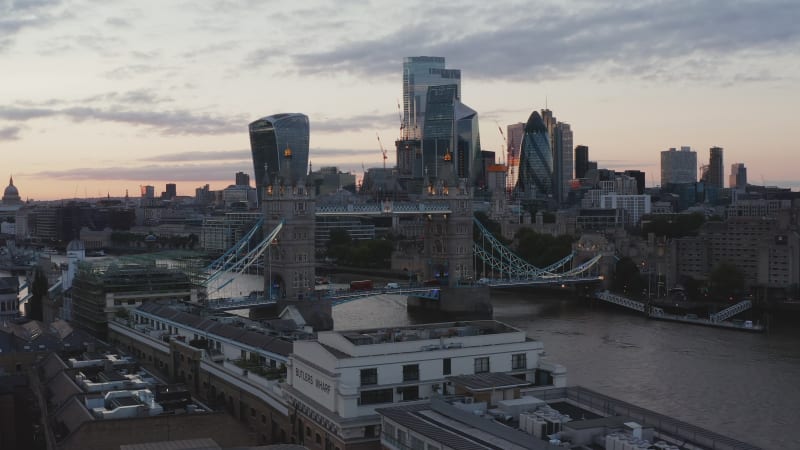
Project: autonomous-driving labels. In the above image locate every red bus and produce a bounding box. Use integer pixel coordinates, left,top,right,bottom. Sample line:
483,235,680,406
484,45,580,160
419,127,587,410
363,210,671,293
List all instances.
350,280,373,291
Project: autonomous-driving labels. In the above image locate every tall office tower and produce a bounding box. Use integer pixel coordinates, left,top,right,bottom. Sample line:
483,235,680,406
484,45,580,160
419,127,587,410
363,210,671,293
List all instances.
552,122,573,203
506,123,525,191
623,170,646,194
708,146,724,189
575,145,589,179
538,108,572,203
540,108,556,141
235,171,250,186
402,56,461,139
478,151,496,188
515,110,553,199
660,147,697,186
140,185,155,199
454,102,481,183
730,163,747,189
165,183,177,199
420,85,481,183
249,113,310,202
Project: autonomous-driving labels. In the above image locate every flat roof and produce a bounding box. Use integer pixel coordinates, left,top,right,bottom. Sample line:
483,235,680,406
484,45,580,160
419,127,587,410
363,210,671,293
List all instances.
337,320,520,346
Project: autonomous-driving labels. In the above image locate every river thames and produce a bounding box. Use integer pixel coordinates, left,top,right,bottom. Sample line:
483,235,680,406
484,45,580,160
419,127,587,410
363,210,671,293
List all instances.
332,288,800,450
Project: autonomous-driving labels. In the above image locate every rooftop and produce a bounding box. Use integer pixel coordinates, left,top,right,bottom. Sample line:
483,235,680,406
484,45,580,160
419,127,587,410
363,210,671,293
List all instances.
135,303,294,357
337,320,519,346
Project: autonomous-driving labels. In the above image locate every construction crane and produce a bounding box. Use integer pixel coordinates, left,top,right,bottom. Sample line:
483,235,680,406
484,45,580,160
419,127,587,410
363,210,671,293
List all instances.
495,120,507,164
397,99,404,131
376,133,388,170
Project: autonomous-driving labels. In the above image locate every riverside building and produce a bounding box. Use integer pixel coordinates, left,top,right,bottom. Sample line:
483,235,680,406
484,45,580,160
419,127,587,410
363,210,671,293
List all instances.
284,320,565,450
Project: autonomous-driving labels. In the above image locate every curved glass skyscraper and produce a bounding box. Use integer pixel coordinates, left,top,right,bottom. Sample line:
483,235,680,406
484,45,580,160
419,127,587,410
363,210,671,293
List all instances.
249,113,310,201
515,110,552,199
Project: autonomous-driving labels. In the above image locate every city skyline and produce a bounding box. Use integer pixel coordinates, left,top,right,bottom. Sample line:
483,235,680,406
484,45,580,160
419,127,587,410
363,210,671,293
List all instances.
2,0,799,200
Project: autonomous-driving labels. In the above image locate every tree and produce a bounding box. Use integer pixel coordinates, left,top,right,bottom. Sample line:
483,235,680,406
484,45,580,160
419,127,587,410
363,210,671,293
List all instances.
326,229,352,262
28,267,48,321
514,228,574,268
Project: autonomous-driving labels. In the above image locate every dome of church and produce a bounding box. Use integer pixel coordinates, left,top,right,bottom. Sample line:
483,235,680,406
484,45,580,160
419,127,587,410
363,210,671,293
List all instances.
2,176,21,205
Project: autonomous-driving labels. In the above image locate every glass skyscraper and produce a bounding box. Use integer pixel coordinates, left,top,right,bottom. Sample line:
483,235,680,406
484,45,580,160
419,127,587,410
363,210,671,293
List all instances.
403,56,461,140
420,84,481,183
552,122,573,203
249,113,310,202
455,101,481,184
515,110,553,199
661,146,697,186
708,146,724,189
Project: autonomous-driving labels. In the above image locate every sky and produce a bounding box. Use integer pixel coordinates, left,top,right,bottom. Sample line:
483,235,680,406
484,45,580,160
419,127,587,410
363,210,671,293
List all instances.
2,0,800,200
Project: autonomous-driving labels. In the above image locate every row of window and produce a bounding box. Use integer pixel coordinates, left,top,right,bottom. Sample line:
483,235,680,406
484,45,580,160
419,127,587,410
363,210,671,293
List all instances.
359,354,527,386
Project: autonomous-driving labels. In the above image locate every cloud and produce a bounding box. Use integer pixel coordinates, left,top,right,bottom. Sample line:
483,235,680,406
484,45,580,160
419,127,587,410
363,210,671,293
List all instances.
313,113,396,133
289,1,800,83
0,0,69,43
0,126,21,141
105,16,131,27
182,41,241,60
31,162,251,182
140,149,252,162
103,64,174,80
310,148,381,157
0,105,245,136
244,48,277,68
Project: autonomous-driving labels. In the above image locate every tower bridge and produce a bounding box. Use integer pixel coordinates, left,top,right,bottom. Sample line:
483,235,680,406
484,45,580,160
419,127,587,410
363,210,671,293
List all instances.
201,149,603,329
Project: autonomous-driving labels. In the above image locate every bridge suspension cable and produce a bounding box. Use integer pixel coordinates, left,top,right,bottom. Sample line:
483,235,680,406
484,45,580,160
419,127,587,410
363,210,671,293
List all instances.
204,220,284,294
472,216,603,282
206,217,265,272
472,217,575,278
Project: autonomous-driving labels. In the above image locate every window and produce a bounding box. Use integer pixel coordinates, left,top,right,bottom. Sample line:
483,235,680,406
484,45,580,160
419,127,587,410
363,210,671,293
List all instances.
512,353,527,370
359,388,393,405
411,435,425,450
360,368,378,385
402,364,419,381
442,358,451,375
316,433,321,444
384,422,395,438
306,426,311,437
474,357,489,373
399,385,419,401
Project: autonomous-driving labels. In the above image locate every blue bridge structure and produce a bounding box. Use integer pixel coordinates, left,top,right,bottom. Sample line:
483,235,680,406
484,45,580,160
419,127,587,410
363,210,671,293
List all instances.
197,149,603,325
199,202,603,312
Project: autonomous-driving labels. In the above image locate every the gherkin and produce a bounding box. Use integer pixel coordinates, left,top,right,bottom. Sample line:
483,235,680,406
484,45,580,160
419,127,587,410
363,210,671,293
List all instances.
515,111,553,199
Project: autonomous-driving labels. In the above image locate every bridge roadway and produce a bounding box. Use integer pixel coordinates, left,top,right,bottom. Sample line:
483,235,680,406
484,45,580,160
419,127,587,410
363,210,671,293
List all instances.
204,277,604,312
594,290,763,332
204,286,444,311
480,275,603,288
314,201,452,216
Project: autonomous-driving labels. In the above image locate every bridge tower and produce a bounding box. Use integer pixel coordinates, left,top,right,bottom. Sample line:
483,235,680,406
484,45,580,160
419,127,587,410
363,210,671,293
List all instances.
262,148,331,329
421,151,474,286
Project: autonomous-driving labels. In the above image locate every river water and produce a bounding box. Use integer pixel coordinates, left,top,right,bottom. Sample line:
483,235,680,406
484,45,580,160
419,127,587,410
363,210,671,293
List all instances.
9,265,795,449
333,288,800,450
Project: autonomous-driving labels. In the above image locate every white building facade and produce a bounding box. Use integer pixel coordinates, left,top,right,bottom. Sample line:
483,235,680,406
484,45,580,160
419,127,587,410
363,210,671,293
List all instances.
284,320,566,449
